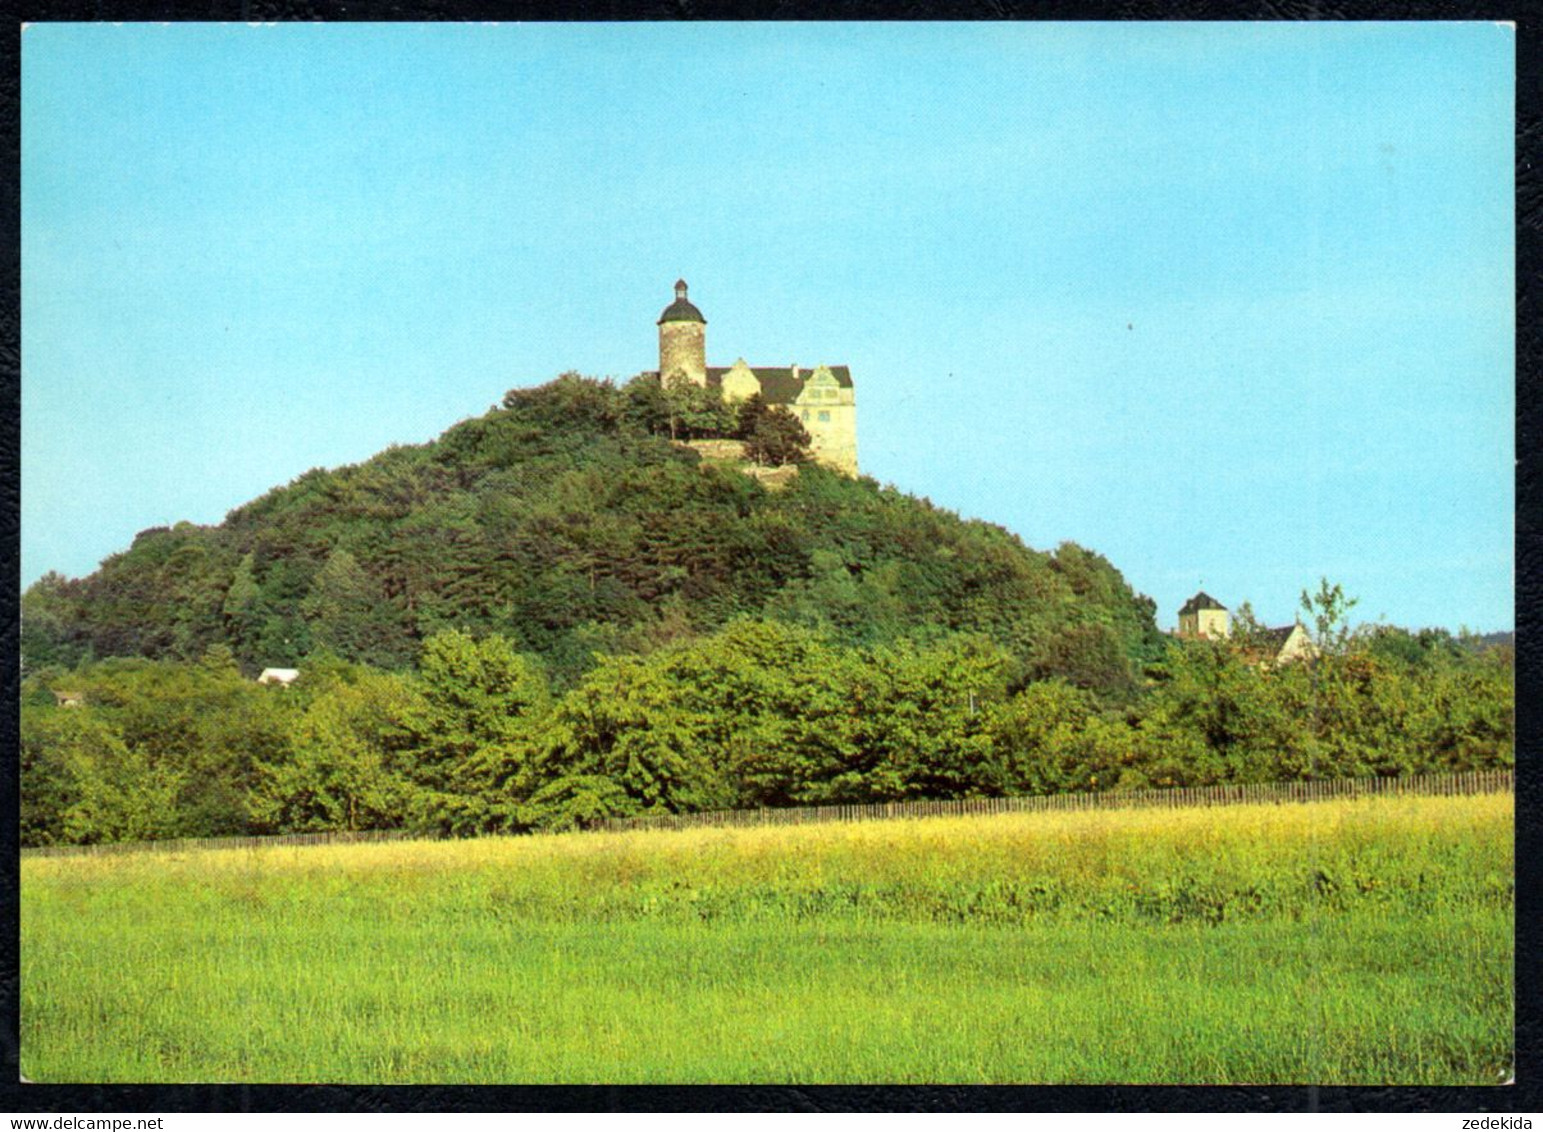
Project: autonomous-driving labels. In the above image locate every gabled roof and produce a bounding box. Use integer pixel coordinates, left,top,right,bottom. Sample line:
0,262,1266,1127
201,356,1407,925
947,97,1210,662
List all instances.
706,365,853,405
1237,623,1312,665
1179,591,1227,615
640,365,853,407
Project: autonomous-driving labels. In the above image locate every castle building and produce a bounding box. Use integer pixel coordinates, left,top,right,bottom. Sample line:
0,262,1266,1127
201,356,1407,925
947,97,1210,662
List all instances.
647,280,859,475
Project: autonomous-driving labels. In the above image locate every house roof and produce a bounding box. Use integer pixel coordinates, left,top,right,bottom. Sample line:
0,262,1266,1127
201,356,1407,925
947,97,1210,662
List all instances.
1235,623,1311,664
639,365,853,406
706,365,853,404
1179,591,1228,615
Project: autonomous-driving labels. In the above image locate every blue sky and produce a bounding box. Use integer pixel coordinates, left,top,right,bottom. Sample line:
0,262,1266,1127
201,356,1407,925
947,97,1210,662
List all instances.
22,22,1514,632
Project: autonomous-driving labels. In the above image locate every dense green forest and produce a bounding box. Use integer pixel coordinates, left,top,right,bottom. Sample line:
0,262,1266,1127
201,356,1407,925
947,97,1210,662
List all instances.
23,374,1163,685
20,375,1514,845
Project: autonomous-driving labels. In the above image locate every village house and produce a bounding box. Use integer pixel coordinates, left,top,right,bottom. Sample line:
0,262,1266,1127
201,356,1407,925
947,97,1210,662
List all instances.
1244,623,1315,667
640,280,859,475
1177,591,1231,639
257,668,300,687
1174,590,1314,667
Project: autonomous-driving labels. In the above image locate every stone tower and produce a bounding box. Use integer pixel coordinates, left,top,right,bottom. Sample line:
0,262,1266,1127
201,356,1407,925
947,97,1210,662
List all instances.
658,279,707,388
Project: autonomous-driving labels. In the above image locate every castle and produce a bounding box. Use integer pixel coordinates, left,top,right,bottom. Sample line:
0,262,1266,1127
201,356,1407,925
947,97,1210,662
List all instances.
640,280,859,475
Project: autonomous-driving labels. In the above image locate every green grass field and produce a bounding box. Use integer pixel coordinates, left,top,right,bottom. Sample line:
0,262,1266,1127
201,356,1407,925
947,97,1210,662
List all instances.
21,793,1512,1084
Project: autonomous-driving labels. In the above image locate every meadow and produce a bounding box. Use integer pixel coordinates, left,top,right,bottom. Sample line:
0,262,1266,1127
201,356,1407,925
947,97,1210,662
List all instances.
21,792,1513,1084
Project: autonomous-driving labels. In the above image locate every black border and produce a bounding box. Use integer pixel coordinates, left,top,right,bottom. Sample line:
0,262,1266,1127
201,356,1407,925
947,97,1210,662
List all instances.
2,3,1537,1114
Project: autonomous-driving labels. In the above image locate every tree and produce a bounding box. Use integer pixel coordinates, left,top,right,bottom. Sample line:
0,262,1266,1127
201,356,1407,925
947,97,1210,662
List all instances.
662,373,734,441
503,371,621,436
1028,622,1137,703
250,672,418,833
843,637,1006,801
222,552,266,668
21,572,85,671
301,547,410,667
621,374,674,436
1139,634,1308,784
20,702,83,846
199,642,240,676
1301,577,1360,657
986,679,1134,795
400,630,553,832
49,710,185,844
733,394,770,441
519,774,639,833
1227,600,1269,651
739,398,812,467
33,655,301,839
1363,625,1465,671
386,498,490,645
541,653,735,814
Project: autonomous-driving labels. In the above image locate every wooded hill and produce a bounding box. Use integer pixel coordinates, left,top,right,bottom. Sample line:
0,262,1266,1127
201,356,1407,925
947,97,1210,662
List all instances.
23,373,1165,692
21,375,1511,846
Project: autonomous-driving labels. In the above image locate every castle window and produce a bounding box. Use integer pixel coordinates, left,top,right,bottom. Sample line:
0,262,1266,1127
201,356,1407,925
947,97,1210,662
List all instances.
801,410,809,421
818,410,831,423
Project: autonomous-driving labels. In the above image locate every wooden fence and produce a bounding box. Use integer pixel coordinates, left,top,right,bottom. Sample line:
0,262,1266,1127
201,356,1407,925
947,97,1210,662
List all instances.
20,827,424,860
600,768,1515,834
21,768,1513,859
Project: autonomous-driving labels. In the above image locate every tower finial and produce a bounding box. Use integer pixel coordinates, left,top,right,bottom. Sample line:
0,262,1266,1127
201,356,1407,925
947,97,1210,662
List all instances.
675,278,688,298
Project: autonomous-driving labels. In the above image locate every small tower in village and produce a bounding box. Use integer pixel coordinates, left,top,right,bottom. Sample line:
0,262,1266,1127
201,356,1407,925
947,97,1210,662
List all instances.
658,279,707,388
1178,591,1230,639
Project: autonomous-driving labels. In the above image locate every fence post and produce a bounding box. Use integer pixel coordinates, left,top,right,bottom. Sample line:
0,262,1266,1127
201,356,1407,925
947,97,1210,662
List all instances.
22,765,1515,860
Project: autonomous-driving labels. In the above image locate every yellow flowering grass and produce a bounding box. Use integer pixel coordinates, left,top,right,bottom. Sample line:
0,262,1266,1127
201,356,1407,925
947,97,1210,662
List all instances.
22,793,1512,1083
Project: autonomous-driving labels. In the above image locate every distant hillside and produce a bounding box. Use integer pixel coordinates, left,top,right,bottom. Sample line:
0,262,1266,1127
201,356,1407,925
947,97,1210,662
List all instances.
23,374,1164,689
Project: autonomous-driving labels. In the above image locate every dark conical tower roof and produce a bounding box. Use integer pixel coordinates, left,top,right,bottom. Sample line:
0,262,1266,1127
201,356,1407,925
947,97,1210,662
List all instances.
658,279,706,325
